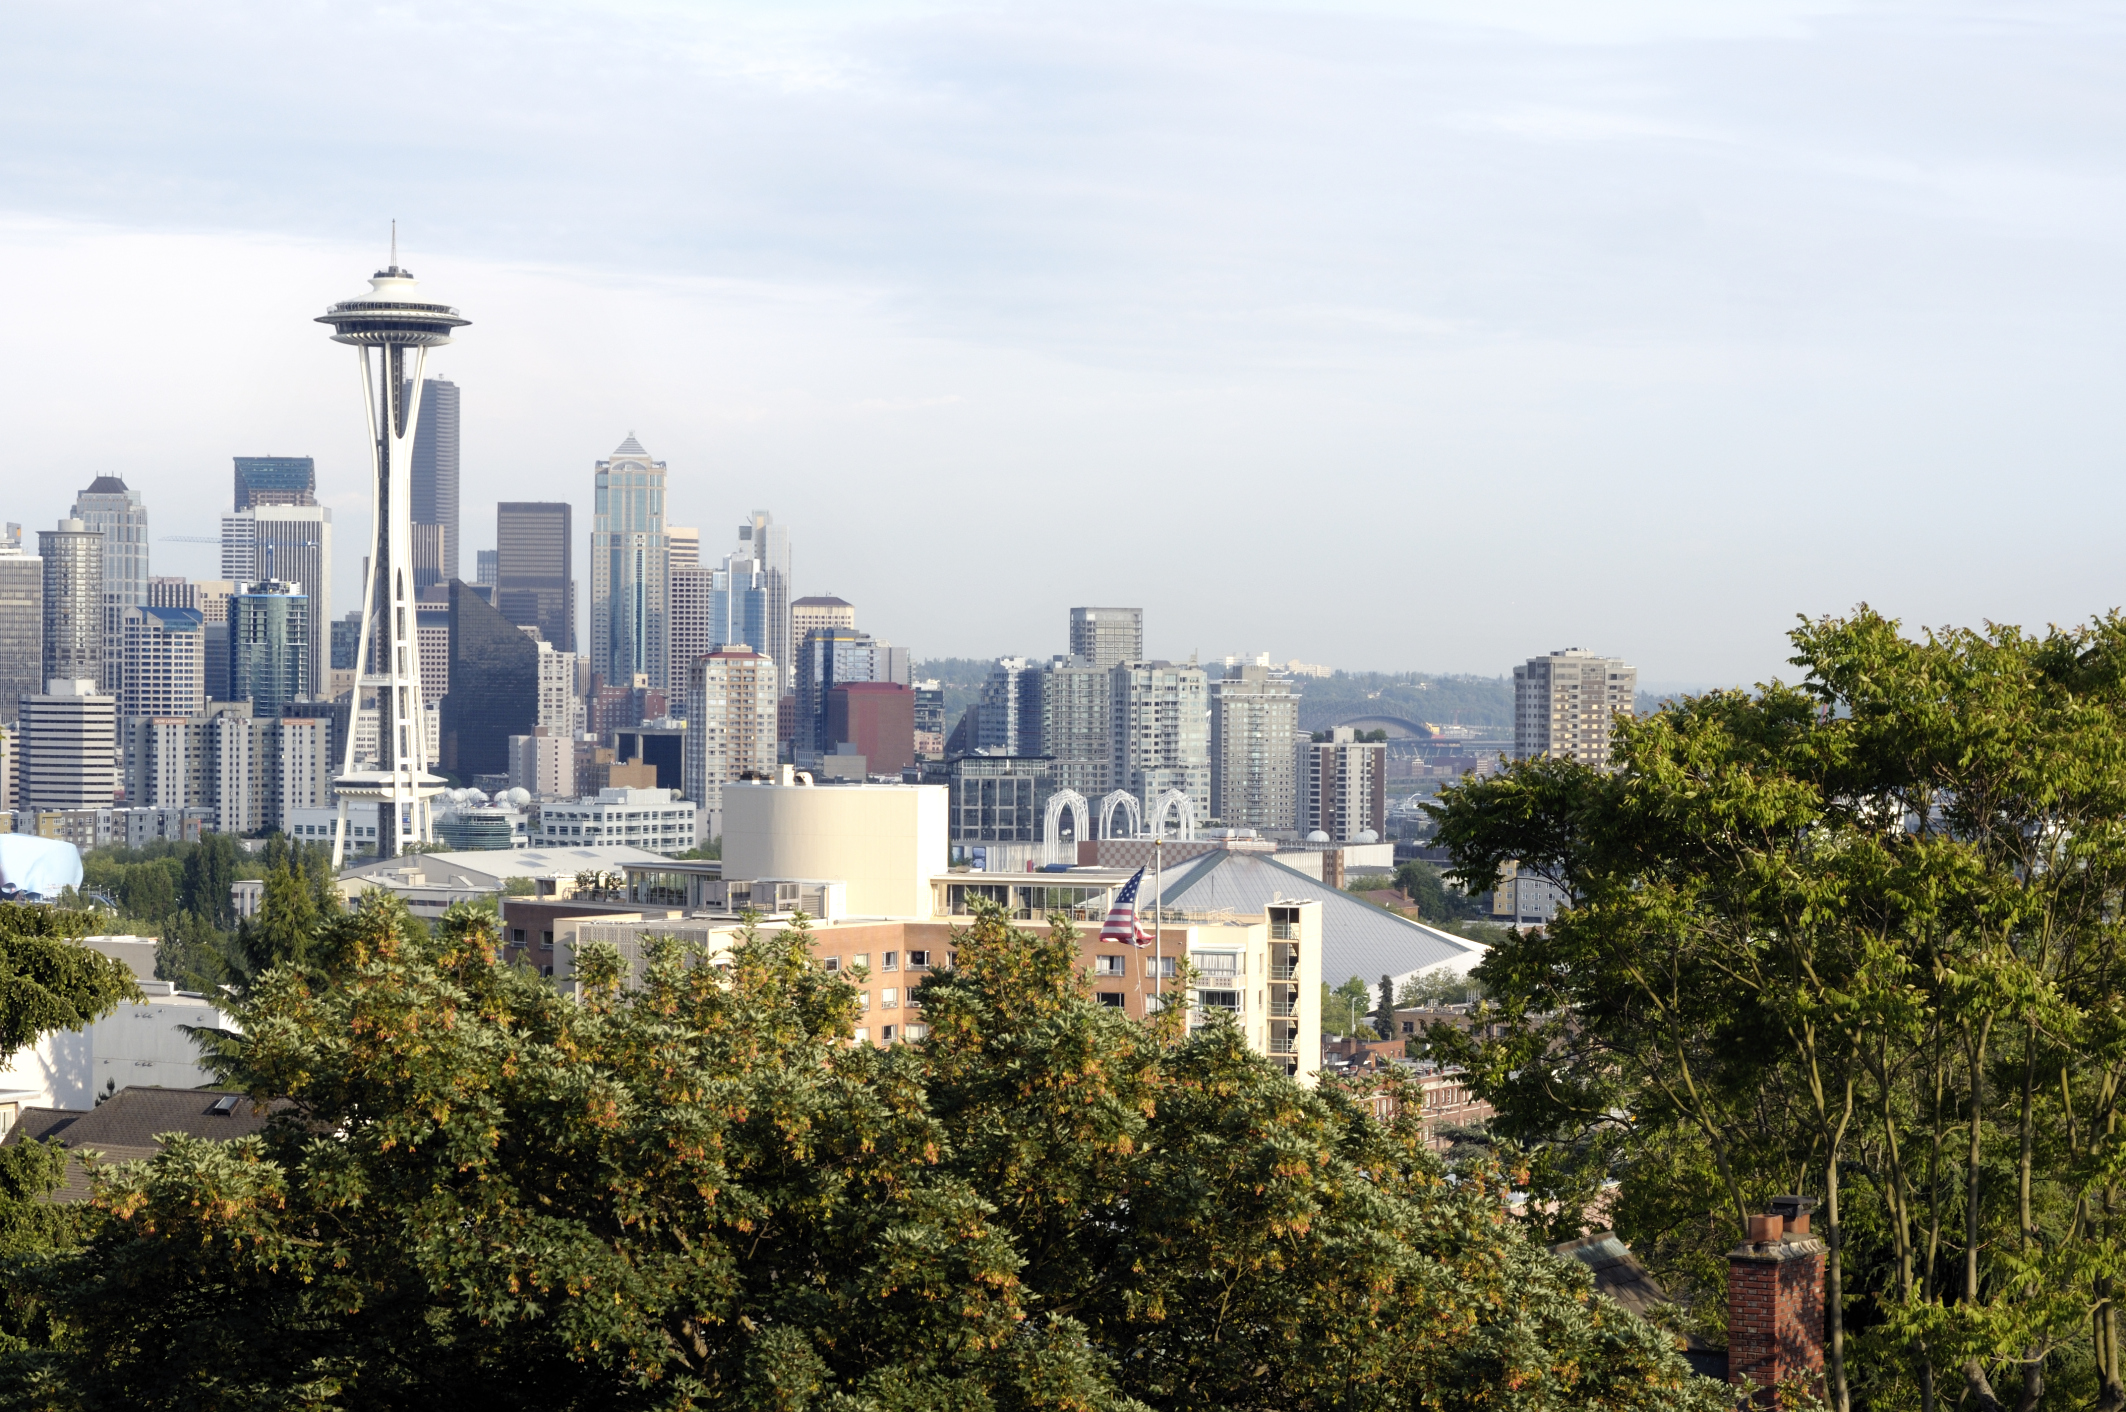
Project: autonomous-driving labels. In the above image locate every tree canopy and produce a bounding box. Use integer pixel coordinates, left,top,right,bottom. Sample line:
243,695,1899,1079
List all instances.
1428,607,2126,1412
3,895,1721,1410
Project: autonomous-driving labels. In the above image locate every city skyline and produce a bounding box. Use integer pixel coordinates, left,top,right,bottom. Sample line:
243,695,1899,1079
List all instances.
5,2,2120,689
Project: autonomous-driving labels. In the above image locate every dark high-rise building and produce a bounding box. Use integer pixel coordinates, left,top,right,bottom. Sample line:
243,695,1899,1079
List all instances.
331,611,362,672
438,579,538,782
409,379,461,585
232,457,317,510
496,501,574,653
0,534,40,725
229,580,311,715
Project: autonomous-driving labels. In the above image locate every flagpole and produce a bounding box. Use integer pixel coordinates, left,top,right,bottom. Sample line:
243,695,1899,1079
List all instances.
1153,833,1163,1009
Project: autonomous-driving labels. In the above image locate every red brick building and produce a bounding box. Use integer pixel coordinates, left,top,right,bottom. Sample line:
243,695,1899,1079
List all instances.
827,681,915,776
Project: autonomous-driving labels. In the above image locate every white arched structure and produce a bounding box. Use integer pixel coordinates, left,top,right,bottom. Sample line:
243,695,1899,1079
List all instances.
1098,789,1144,840
1044,789,1090,866
1151,788,1197,841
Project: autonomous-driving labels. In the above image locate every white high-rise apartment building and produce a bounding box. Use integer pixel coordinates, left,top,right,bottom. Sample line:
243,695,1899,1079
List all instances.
1111,660,1211,830
1211,663,1298,835
534,641,583,738
118,606,206,721
1040,657,1112,800
1512,649,1638,768
509,728,575,798
684,645,779,817
19,679,116,809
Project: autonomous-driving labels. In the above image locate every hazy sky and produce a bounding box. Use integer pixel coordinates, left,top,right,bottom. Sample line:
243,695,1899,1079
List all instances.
4,0,2122,687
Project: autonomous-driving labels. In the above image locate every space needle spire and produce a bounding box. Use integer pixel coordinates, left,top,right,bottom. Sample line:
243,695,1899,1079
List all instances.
316,239,470,865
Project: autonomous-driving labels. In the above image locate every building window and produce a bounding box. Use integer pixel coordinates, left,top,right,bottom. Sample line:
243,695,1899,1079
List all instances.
1146,957,1177,978
881,951,898,971
1093,956,1124,976
904,1023,927,1040
852,1027,869,1042
822,957,841,973
851,953,868,971
1096,992,1125,1008
881,1025,896,1042
880,988,898,1009
906,949,930,970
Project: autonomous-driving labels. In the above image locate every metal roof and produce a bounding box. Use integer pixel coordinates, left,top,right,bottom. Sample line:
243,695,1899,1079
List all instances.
1152,850,1485,987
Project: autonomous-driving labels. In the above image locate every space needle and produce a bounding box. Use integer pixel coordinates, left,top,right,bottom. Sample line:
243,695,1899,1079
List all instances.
316,235,469,866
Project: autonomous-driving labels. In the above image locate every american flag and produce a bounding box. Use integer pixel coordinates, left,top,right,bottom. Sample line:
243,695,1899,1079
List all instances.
1100,867,1152,947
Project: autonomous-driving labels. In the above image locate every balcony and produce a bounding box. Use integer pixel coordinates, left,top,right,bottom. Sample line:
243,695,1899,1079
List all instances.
1270,922,1299,941
1269,998,1299,1018
1270,962,1299,981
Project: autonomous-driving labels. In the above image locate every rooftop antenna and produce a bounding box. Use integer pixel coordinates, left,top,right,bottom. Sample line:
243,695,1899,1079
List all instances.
391,219,398,269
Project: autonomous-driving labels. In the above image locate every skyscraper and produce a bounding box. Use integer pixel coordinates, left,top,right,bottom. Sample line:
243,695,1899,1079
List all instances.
669,560,715,700
1111,660,1211,831
72,477,149,697
794,628,887,755
495,501,574,652
438,579,539,783
792,595,854,644
1512,649,1638,767
1210,663,1298,834
475,550,498,587
232,457,317,510
0,531,40,725
1069,607,1143,670
118,605,206,720
1296,727,1385,843
220,506,332,694
409,378,461,584
683,645,779,815
229,579,312,715
732,510,790,690
590,436,669,691
976,657,1043,755
39,519,102,691
1038,657,1112,799
316,251,469,862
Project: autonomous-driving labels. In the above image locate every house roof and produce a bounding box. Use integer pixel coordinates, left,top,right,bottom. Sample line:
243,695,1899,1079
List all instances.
81,476,131,495
1549,1230,1715,1358
1152,849,1485,988
612,433,648,457
5,1086,280,1203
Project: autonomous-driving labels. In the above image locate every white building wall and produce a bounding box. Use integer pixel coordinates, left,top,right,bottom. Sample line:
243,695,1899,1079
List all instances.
0,983,233,1115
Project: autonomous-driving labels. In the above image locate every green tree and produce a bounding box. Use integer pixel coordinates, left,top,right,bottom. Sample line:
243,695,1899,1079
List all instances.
176,833,239,929
0,904,139,1060
1375,972,1394,1038
1427,607,2126,1412
8,897,1722,1410
1394,858,1485,922
1322,974,1373,1037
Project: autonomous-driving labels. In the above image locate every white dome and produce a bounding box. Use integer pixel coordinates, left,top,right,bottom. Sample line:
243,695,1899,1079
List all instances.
505,788,532,806
1307,830,1331,844
1355,829,1379,844
468,789,489,803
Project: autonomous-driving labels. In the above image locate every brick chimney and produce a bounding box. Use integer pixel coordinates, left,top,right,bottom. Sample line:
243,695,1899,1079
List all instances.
1727,1196,1825,1404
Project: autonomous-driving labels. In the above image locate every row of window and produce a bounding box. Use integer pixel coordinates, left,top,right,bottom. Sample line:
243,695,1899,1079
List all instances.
821,948,932,974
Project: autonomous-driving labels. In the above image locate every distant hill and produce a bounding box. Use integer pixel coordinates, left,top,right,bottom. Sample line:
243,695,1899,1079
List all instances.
915,660,1696,745
1292,673,1513,732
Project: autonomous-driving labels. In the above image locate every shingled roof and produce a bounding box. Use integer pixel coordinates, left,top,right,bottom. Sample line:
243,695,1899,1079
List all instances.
5,1087,279,1203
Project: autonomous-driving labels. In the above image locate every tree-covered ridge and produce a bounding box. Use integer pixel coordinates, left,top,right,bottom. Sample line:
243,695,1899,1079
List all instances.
1428,607,2126,1412
4,896,1722,1410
